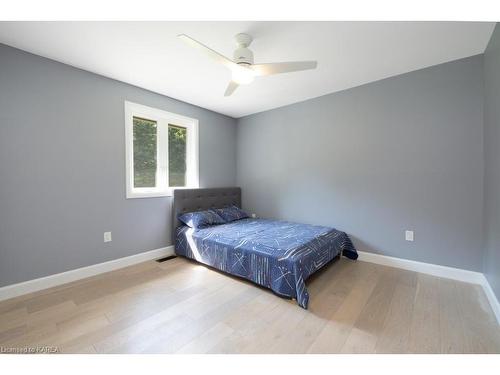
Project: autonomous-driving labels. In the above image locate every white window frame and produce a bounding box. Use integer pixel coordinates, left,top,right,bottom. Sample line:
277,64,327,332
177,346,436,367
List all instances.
124,101,199,199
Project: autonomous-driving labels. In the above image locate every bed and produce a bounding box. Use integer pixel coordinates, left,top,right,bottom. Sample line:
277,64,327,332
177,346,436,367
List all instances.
173,187,358,309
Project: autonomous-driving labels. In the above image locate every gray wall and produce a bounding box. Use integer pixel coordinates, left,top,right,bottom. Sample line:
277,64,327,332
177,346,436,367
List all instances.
0,43,237,287
237,55,485,271
0,39,493,287
483,24,500,299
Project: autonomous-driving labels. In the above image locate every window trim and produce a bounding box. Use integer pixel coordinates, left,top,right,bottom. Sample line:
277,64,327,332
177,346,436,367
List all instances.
124,101,199,199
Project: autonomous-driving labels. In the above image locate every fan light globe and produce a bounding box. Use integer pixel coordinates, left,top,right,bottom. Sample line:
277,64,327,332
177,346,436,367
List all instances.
231,68,255,85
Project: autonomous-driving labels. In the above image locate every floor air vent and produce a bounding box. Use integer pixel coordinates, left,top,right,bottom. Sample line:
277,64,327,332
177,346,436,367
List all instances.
156,255,177,263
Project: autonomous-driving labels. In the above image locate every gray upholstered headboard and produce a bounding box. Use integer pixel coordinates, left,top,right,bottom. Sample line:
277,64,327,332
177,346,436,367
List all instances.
172,187,241,238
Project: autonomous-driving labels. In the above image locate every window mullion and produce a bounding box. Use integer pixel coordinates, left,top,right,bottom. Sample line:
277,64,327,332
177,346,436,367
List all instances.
157,119,169,192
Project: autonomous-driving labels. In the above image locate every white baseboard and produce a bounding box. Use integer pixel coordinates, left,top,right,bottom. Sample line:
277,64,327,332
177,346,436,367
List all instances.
479,274,500,325
0,246,174,302
357,251,484,284
357,251,500,324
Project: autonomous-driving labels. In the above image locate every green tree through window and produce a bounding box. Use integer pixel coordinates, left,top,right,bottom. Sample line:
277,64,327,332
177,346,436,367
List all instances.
168,124,187,187
133,117,157,188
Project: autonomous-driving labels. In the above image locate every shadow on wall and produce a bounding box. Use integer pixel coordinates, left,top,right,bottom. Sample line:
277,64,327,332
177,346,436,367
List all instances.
348,235,386,256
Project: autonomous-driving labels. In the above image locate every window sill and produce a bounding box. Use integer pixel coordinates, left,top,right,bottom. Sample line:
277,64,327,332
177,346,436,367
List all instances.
126,186,199,199
126,190,172,199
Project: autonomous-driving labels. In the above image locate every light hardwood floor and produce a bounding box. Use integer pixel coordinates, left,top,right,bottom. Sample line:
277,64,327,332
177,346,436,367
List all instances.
0,256,499,354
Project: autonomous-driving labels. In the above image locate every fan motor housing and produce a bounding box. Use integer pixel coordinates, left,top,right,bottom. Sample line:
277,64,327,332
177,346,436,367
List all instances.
234,47,254,65
234,33,254,65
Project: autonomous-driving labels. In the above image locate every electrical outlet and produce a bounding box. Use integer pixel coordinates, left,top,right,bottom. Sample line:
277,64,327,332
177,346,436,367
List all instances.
251,213,257,218
405,230,414,242
104,232,112,243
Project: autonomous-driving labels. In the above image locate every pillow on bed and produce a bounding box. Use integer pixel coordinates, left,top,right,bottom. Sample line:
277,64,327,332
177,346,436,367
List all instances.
213,205,249,223
178,209,225,229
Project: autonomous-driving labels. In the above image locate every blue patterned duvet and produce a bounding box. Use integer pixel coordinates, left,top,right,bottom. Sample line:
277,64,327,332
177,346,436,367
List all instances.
175,218,357,308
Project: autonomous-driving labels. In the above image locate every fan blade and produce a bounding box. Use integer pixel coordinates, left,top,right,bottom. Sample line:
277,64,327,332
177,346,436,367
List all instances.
224,81,239,96
178,34,243,72
250,61,317,76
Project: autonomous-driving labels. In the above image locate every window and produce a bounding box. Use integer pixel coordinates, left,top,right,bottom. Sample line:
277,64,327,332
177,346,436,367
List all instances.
125,101,199,198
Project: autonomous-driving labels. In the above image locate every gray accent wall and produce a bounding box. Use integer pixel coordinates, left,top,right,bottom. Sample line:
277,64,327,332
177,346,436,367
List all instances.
483,24,500,299
237,55,485,271
0,43,237,287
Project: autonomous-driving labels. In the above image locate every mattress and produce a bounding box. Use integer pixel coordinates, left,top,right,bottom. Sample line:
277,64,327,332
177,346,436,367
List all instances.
175,218,357,308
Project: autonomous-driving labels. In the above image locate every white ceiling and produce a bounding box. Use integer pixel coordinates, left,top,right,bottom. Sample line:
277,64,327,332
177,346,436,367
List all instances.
0,21,495,118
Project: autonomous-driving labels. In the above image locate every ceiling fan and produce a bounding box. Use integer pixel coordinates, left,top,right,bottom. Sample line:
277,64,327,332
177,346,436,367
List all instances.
178,33,318,96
